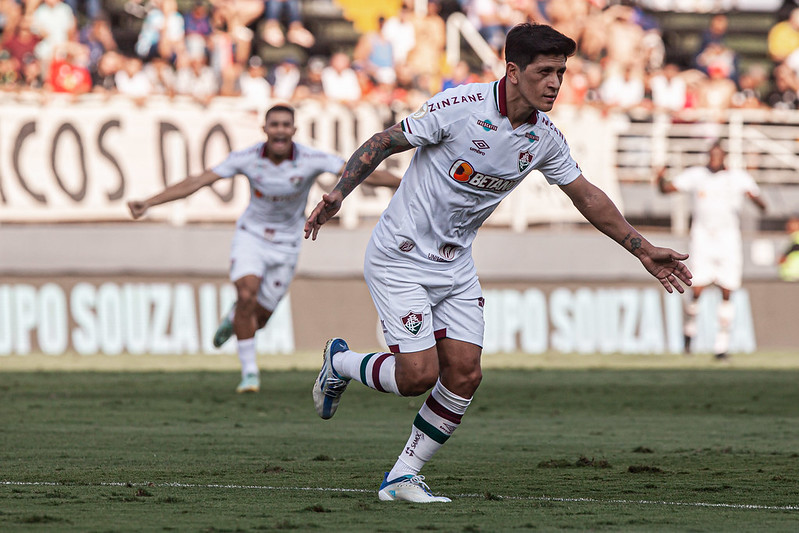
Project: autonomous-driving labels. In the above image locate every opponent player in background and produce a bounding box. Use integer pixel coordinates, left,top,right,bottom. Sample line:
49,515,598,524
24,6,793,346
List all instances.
128,104,398,393
657,141,766,360
305,23,692,503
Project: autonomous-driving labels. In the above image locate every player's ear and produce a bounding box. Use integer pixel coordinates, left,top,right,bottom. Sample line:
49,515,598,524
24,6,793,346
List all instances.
506,62,519,84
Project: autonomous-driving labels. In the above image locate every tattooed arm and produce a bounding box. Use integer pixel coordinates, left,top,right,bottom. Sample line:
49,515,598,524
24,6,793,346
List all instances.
305,124,413,240
560,175,692,293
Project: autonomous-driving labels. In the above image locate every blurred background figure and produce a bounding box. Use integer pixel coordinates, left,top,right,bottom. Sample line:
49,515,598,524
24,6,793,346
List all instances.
115,54,152,104
174,53,217,106
657,142,767,360
47,40,91,95
31,0,76,70
441,59,475,90
650,63,687,112
261,0,314,48
321,51,360,105
135,0,184,62
237,54,270,111
778,217,799,282
269,56,300,100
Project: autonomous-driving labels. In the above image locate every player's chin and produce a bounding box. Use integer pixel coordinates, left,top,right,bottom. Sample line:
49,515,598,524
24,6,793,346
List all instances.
536,97,557,111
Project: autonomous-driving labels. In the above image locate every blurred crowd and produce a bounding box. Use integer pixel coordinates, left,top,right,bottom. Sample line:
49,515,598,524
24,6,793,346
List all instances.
0,0,797,113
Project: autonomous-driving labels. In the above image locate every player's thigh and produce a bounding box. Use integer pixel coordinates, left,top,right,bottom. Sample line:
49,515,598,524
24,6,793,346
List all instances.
364,242,437,354
430,268,485,350
258,250,298,311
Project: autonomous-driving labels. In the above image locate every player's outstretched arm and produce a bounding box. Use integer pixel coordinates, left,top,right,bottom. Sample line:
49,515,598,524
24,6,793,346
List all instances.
560,175,692,293
305,123,412,240
127,170,222,219
655,167,678,194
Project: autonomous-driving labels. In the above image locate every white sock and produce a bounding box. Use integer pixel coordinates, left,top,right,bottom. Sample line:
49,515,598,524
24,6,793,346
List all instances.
387,380,471,480
237,338,258,377
715,300,735,355
684,299,698,339
334,350,400,395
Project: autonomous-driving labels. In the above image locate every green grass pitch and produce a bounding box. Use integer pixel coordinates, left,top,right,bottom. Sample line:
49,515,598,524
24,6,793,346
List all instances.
2,366,799,531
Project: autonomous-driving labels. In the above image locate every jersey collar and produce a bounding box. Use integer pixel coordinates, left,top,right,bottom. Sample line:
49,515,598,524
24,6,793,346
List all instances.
494,76,538,125
260,141,296,161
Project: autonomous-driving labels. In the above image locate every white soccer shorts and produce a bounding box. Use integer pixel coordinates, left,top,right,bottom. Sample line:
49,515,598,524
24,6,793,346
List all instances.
229,228,299,311
689,228,743,290
364,239,485,354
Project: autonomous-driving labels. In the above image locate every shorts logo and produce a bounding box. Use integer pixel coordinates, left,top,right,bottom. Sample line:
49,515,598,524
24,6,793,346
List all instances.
518,151,534,173
478,297,485,308
401,311,423,336
399,240,415,252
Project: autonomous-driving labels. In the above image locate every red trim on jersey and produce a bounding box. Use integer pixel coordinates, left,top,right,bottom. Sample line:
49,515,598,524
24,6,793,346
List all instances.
497,77,538,125
260,142,296,160
371,353,391,393
388,344,400,353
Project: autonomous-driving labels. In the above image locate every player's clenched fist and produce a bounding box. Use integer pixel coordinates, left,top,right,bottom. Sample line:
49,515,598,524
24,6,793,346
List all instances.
127,200,149,219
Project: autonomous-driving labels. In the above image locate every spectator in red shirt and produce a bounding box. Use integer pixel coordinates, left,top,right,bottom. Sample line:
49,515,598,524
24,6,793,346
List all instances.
3,16,41,76
48,41,91,94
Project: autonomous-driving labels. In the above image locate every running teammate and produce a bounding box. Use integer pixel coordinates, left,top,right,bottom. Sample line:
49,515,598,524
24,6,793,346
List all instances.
658,141,766,359
128,104,398,393
304,23,692,502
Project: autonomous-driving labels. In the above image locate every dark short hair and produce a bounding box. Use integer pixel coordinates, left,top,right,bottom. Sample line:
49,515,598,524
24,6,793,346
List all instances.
265,104,295,122
504,23,577,71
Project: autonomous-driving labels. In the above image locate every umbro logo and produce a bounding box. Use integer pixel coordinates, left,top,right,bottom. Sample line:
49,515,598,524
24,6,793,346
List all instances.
470,139,489,156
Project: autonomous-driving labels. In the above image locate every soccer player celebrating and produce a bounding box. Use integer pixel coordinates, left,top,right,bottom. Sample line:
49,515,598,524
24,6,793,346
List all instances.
128,104,398,393
658,141,767,359
305,23,692,502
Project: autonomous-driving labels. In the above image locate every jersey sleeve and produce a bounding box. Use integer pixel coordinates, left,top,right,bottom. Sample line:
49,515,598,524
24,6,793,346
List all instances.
670,167,701,191
535,137,582,186
399,88,476,147
212,145,256,179
736,170,761,195
319,152,346,175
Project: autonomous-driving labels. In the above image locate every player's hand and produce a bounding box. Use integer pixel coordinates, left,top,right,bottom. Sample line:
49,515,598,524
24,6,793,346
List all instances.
127,200,149,219
304,190,344,240
639,247,692,294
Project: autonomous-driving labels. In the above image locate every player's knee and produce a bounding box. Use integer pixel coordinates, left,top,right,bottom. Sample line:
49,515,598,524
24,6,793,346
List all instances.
397,369,439,397
235,291,258,315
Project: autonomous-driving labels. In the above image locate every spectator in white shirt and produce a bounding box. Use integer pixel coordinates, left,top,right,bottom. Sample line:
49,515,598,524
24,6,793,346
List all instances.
239,55,271,113
115,55,153,105
650,63,687,112
321,52,361,104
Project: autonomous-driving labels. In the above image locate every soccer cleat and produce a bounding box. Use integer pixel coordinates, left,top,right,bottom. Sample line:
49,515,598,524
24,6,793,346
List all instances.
213,304,236,348
312,338,351,419
236,373,260,393
378,473,451,503
714,352,729,361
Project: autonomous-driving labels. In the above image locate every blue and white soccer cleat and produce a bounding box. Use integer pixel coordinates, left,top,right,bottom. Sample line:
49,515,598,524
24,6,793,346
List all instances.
312,338,351,419
378,473,451,503
213,304,236,348
236,373,260,393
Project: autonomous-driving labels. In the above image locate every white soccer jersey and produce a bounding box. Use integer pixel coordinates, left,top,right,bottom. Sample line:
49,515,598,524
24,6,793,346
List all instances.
372,77,582,264
213,142,344,244
671,166,760,235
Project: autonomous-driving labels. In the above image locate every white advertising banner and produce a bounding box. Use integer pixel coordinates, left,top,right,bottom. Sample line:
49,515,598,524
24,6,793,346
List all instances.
0,96,620,227
0,281,755,357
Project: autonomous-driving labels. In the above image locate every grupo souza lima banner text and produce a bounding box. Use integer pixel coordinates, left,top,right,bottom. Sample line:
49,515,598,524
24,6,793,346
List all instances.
0,283,755,356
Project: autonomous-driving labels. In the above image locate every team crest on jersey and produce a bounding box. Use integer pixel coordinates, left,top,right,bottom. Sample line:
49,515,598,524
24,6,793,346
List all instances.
411,103,428,120
518,151,535,173
401,311,423,336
